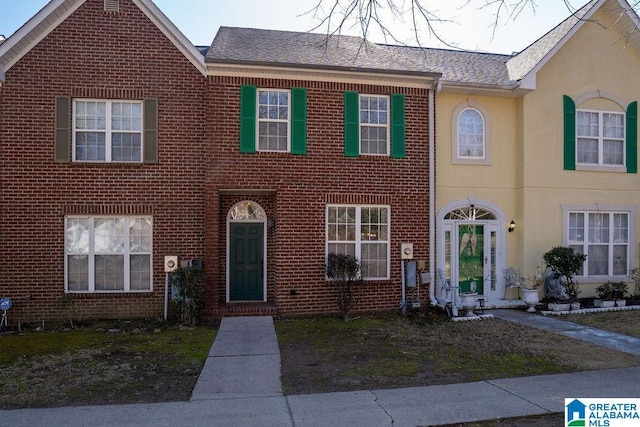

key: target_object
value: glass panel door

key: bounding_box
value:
[458,224,484,294]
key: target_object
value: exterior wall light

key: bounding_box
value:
[508,220,516,233]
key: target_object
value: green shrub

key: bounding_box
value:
[171,266,207,325]
[326,253,364,320]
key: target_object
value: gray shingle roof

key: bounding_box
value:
[207,26,512,84]
[207,27,435,75]
[387,45,513,86]
[207,0,610,88]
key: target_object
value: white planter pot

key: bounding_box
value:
[459,293,478,317]
[522,289,540,312]
[594,299,615,308]
[616,299,626,307]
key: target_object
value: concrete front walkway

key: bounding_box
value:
[492,309,640,356]
[3,312,640,427]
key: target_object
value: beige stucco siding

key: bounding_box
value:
[436,7,640,297]
[520,7,640,293]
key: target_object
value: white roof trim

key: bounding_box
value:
[0,0,206,78]
[0,0,84,72]
[132,0,206,77]
[519,0,609,90]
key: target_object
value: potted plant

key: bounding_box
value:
[594,282,615,308]
[612,281,629,307]
[522,267,543,312]
[543,246,587,311]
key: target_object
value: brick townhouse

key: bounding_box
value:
[0,0,436,321]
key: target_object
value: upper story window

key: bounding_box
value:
[451,100,491,165]
[577,109,625,167]
[257,89,290,152]
[458,108,484,158]
[344,92,405,158]
[359,95,389,155]
[240,85,307,155]
[563,94,637,173]
[73,100,143,162]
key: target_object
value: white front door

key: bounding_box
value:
[438,201,506,303]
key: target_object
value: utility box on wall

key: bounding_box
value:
[401,243,414,259]
[164,255,178,273]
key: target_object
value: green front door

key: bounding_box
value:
[458,224,484,294]
[230,223,264,301]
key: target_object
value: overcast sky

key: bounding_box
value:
[1,0,592,54]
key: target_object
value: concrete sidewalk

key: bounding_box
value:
[3,313,640,427]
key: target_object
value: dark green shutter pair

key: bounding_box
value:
[240,85,307,155]
[563,95,637,173]
[54,97,158,163]
[344,91,406,158]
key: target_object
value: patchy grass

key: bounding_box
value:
[2,308,639,410]
[276,309,640,395]
[0,320,216,409]
[558,309,640,338]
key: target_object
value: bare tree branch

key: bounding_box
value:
[300,0,640,52]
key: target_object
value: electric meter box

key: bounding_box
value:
[401,243,414,260]
[164,255,178,273]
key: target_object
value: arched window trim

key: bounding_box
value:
[451,100,492,165]
[227,200,267,222]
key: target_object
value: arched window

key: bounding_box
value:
[452,101,491,165]
[227,201,266,221]
[458,108,484,158]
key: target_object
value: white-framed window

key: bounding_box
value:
[257,89,290,152]
[458,108,484,158]
[73,99,143,162]
[65,216,153,292]
[326,205,390,279]
[360,94,389,155]
[565,207,633,278]
[451,100,491,165]
[577,109,625,167]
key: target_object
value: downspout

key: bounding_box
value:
[429,78,441,306]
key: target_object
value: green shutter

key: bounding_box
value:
[143,98,158,164]
[563,95,576,170]
[627,101,637,173]
[240,85,257,153]
[291,88,307,155]
[55,96,71,163]
[344,91,359,157]
[390,94,406,158]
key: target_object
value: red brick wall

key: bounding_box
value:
[207,76,432,316]
[0,0,207,322]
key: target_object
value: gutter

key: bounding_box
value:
[428,78,441,306]
[206,58,441,80]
